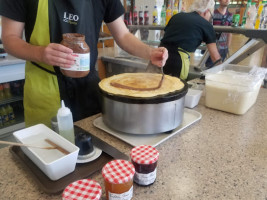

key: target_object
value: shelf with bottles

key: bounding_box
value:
[0,80,24,106]
[0,101,25,136]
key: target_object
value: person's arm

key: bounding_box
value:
[207,43,222,65]
[1,16,75,68]
[106,17,168,67]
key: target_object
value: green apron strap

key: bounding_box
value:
[24,0,61,128]
[177,47,190,80]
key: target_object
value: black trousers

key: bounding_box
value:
[160,43,183,78]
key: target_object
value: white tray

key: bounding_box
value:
[93,108,202,147]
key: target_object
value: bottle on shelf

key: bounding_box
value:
[153,5,159,25]
[6,104,15,124]
[160,5,166,26]
[0,84,4,101]
[139,6,144,25]
[245,2,257,29]
[129,11,132,25]
[172,3,179,16]
[260,1,267,29]
[57,100,75,144]
[242,0,252,27]
[255,1,265,29]
[133,6,138,25]
[144,5,149,25]
[3,82,12,99]
[0,106,9,126]
[166,3,172,25]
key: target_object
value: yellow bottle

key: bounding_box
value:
[172,3,178,16]
[166,4,172,25]
[255,1,264,29]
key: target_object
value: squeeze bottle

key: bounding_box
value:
[57,100,75,144]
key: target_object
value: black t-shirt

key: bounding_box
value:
[161,12,216,52]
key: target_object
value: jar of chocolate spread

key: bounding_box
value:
[60,33,90,78]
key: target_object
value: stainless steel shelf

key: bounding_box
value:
[0,95,23,106]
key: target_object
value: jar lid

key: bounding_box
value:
[62,179,102,200]
[102,159,135,184]
[130,145,159,164]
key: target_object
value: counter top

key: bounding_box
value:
[0,89,266,199]
[0,54,25,67]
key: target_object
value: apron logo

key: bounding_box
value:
[63,12,79,25]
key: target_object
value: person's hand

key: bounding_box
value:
[40,43,75,68]
[150,47,168,67]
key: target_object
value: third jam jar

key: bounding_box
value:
[102,159,135,200]
[130,145,159,186]
[60,33,90,78]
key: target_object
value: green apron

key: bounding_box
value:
[177,48,190,80]
[24,0,60,128]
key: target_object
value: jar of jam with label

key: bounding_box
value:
[102,159,135,200]
[60,33,90,78]
[130,145,159,186]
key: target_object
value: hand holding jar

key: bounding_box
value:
[60,33,90,78]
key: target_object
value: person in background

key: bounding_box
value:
[160,0,221,80]
[205,0,233,68]
[0,0,168,128]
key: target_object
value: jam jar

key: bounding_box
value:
[62,179,102,200]
[102,159,135,200]
[60,33,90,78]
[130,145,159,186]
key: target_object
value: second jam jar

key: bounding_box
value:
[60,33,90,78]
[130,145,159,186]
[102,159,135,200]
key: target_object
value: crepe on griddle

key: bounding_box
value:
[99,73,184,98]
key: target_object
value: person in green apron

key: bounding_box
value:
[0,0,168,128]
[160,0,222,80]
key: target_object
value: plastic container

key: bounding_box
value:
[57,100,75,144]
[102,159,135,200]
[13,124,79,180]
[62,179,102,200]
[185,89,203,108]
[205,65,266,115]
[60,33,90,78]
[130,145,159,186]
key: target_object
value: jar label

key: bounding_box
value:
[62,53,90,71]
[109,185,133,200]
[134,168,157,185]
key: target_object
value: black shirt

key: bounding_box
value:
[161,12,216,52]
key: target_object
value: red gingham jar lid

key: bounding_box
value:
[130,145,159,164]
[102,159,135,184]
[62,179,102,200]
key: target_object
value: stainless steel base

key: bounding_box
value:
[102,96,185,134]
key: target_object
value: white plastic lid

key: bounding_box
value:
[57,100,71,116]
